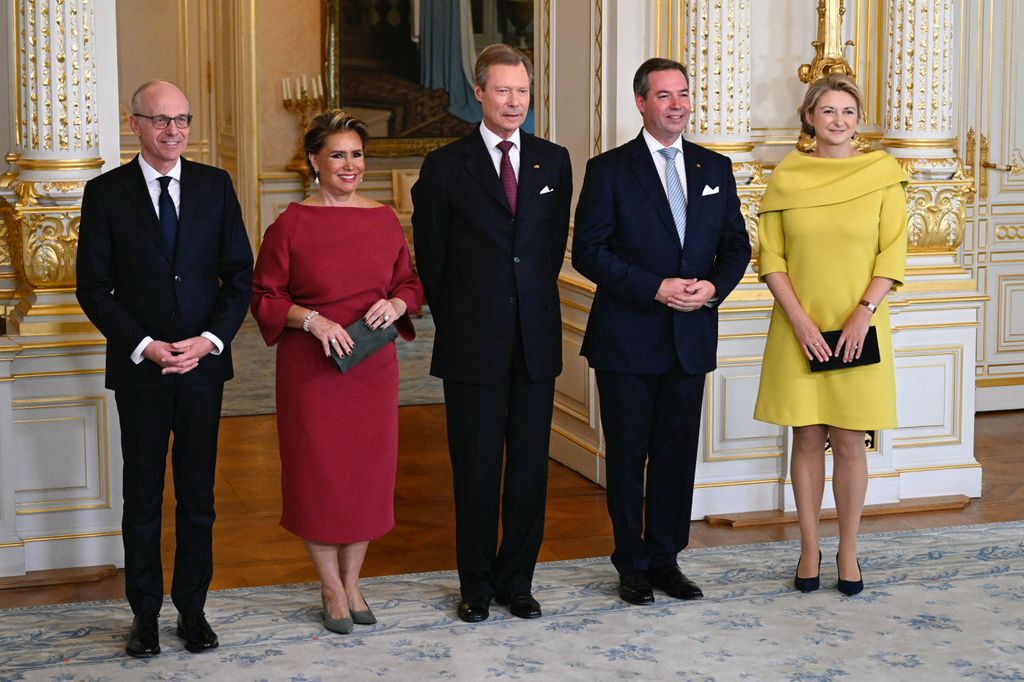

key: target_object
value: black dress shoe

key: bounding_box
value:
[794,550,822,593]
[618,570,655,605]
[457,597,490,623]
[649,565,704,600]
[125,614,160,658]
[836,555,864,596]
[496,592,542,619]
[176,612,219,653]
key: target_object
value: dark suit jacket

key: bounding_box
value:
[76,156,254,391]
[572,133,751,375]
[412,130,572,384]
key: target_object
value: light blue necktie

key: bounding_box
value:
[657,147,687,247]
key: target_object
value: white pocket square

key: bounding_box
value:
[539,186,554,194]
[702,185,720,196]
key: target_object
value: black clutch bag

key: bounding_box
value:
[808,326,880,372]
[329,319,399,373]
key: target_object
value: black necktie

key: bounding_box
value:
[157,175,178,252]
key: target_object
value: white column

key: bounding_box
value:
[12,0,103,194]
[882,0,957,180]
[0,0,123,578]
[1,0,116,331]
[683,0,760,182]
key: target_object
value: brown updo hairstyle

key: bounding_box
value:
[303,110,369,179]
[798,73,864,138]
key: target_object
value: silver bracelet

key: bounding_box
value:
[301,310,319,332]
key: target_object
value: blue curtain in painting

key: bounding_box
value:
[418,0,534,132]
[420,0,481,123]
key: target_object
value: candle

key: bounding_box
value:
[316,74,323,99]
[302,74,308,97]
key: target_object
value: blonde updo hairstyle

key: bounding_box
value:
[798,73,864,138]
[303,110,369,179]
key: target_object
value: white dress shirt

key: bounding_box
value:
[479,122,521,181]
[642,128,688,201]
[131,155,224,364]
[641,130,717,306]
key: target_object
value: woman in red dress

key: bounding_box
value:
[251,112,423,633]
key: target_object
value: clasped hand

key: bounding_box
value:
[143,336,215,375]
[307,298,407,358]
[794,306,871,364]
[657,278,716,312]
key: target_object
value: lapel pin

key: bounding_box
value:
[696,163,701,168]
[533,164,540,169]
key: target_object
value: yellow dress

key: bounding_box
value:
[753,150,909,430]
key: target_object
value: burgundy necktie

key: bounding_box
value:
[497,140,517,215]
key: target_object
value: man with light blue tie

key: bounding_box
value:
[571,58,751,605]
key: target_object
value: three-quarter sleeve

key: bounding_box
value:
[757,210,788,280]
[872,182,909,285]
[250,218,294,346]
[386,221,424,342]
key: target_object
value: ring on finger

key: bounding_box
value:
[383,314,390,322]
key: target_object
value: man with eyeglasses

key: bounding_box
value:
[76,80,253,658]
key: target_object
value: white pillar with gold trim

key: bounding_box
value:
[0,0,124,577]
[881,0,959,181]
[682,0,762,185]
[1,0,103,334]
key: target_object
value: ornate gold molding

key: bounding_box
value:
[737,184,766,266]
[732,160,765,185]
[798,0,855,83]
[15,158,103,172]
[905,180,973,252]
[7,207,80,287]
[703,142,756,154]
[994,225,1024,241]
[365,137,457,158]
[881,138,956,150]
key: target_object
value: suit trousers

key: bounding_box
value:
[596,361,706,573]
[442,326,555,599]
[115,378,224,616]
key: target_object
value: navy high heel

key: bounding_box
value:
[836,555,864,596]
[794,550,821,593]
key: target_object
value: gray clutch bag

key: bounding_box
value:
[329,319,399,373]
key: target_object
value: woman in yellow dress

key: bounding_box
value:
[754,74,908,596]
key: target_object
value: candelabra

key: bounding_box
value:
[282,74,326,195]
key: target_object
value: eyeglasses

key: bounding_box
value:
[133,113,193,129]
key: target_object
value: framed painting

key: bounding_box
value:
[322,0,536,157]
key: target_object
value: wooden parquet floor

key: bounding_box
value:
[1,407,1021,609]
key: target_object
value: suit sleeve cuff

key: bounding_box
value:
[131,337,153,365]
[202,332,224,355]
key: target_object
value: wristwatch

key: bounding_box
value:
[859,299,877,313]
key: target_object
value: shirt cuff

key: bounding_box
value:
[703,296,719,309]
[131,336,153,365]
[202,331,224,355]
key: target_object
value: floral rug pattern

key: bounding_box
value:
[1,522,1022,681]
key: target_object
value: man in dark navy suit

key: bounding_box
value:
[76,81,252,656]
[572,58,751,605]
[412,44,572,623]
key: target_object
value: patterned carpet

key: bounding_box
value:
[1,522,1022,680]
[222,310,442,416]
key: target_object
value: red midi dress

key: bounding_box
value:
[251,203,423,544]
